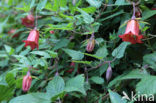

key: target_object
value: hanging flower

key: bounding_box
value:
[21,14,35,27]
[8,29,19,38]
[106,63,112,81]
[22,71,32,92]
[86,35,95,52]
[23,28,39,50]
[119,19,143,44]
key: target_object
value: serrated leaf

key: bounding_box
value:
[142,10,156,20]
[136,76,156,95]
[4,45,14,55]
[30,51,51,58]
[90,76,104,84]
[108,69,148,88]
[53,38,69,50]
[37,0,47,11]
[86,0,102,8]
[72,60,91,65]
[95,46,108,59]
[143,52,156,71]
[99,10,124,22]
[65,74,86,95]
[112,42,130,59]
[63,49,84,60]
[77,8,94,24]
[115,0,126,5]
[9,93,51,103]
[46,76,65,98]
[109,89,127,103]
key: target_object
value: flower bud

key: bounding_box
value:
[86,37,95,52]
[135,7,142,18]
[106,64,112,81]
[22,71,32,92]
[50,30,54,34]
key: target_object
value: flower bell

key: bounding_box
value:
[22,71,32,92]
[23,28,39,50]
[21,14,35,27]
[86,35,95,52]
[119,19,143,44]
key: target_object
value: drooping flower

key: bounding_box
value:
[119,19,143,44]
[106,63,112,81]
[22,71,32,92]
[21,14,35,27]
[86,36,95,52]
[8,29,19,38]
[23,28,39,50]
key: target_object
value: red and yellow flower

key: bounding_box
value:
[119,19,143,44]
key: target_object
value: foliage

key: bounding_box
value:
[0,0,156,103]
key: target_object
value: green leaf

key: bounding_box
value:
[47,51,58,58]
[30,0,36,8]
[30,51,51,58]
[46,76,65,98]
[109,89,127,103]
[142,10,156,20]
[52,0,59,11]
[90,76,104,84]
[63,49,84,60]
[48,23,73,30]
[143,52,156,71]
[0,85,14,102]
[86,0,102,8]
[9,93,51,103]
[53,38,70,50]
[82,7,96,14]
[65,74,86,95]
[95,46,108,59]
[99,10,124,22]
[115,0,127,5]
[4,45,14,55]
[112,42,130,59]
[37,0,47,11]
[84,53,102,60]
[136,76,156,95]
[72,60,92,65]
[77,8,94,24]
[5,73,15,87]
[108,69,148,88]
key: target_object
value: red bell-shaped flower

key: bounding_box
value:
[119,19,143,44]
[21,14,35,27]
[23,29,39,50]
[22,71,32,92]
